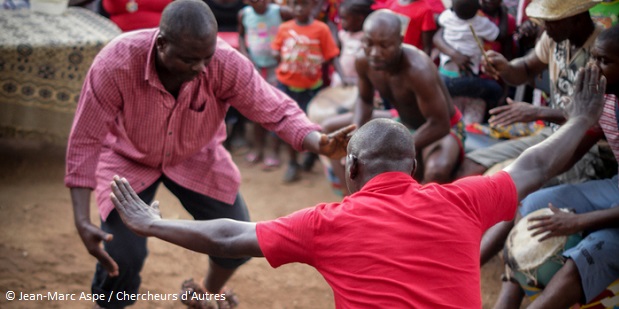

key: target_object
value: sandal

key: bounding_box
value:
[244,152,262,165]
[262,156,281,171]
[179,278,239,309]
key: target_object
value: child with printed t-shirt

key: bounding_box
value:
[238,0,292,170]
[438,0,499,78]
[272,0,340,183]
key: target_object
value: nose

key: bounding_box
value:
[369,46,380,57]
[192,60,206,73]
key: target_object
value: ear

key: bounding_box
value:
[348,156,359,180]
[410,159,417,178]
[155,35,167,51]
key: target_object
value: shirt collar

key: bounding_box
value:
[144,29,164,89]
[358,171,418,193]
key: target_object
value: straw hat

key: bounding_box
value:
[526,0,602,21]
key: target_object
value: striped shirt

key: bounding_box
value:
[599,94,619,182]
[65,29,321,220]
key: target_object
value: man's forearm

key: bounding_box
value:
[578,206,619,231]
[146,219,262,258]
[537,106,567,124]
[412,120,450,150]
[508,117,597,200]
[500,59,533,86]
[71,187,93,225]
[302,131,321,153]
[352,99,374,128]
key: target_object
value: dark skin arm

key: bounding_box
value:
[110,177,263,258]
[71,187,119,276]
[408,64,451,150]
[488,98,567,127]
[352,57,376,128]
[237,10,249,58]
[302,124,356,159]
[422,30,435,56]
[108,126,356,258]
[525,129,618,240]
[483,50,561,127]
[504,64,607,201]
[482,49,547,86]
[528,203,619,241]
[432,27,472,71]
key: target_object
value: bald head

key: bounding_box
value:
[159,0,218,42]
[363,9,401,38]
[345,119,416,192]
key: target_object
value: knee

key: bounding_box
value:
[455,158,487,178]
[424,160,452,183]
[520,189,556,216]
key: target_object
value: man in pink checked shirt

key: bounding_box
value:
[64,1,353,308]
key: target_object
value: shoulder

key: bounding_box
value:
[403,45,437,75]
[268,3,280,12]
[212,37,248,66]
[280,19,295,29]
[437,9,454,23]
[311,20,331,31]
[96,29,154,68]
[240,6,250,16]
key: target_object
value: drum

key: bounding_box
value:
[503,207,583,289]
[307,86,357,125]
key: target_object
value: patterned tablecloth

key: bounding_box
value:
[0,7,121,143]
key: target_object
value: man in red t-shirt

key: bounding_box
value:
[110,65,606,308]
[387,0,437,55]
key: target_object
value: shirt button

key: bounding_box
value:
[168,131,172,135]
[166,153,171,157]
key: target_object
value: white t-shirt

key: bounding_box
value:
[438,9,499,75]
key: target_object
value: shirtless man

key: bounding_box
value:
[353,9,464,183]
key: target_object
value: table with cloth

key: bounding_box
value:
[0,7,121,143]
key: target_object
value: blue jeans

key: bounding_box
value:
[520,176,619,302]
[442,76,503,121]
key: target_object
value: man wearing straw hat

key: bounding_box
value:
[457,0,605,182]
[453,0,606,260]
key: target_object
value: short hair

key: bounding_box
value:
[364,9,402,37]
[349,118,415,172]
[341,0,374,17]
[452,0,480,20]
[159,0,218,42]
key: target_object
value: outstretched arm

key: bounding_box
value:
[302,124,356,159]
[505,64,607,201]
[110,177,263,258]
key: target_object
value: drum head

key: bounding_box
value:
[307,86,357,124]
[505,208,568,273]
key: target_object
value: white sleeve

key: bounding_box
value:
[475,16,500,41]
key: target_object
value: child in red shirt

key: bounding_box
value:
[272,0,340,183]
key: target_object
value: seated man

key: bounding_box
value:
[491,24,619,309]
[452,0,607,265]
[353,9,465,184]
[455,0,604,183]
[111,63,607,308]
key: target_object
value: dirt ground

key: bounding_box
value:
[0,138,526,309]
